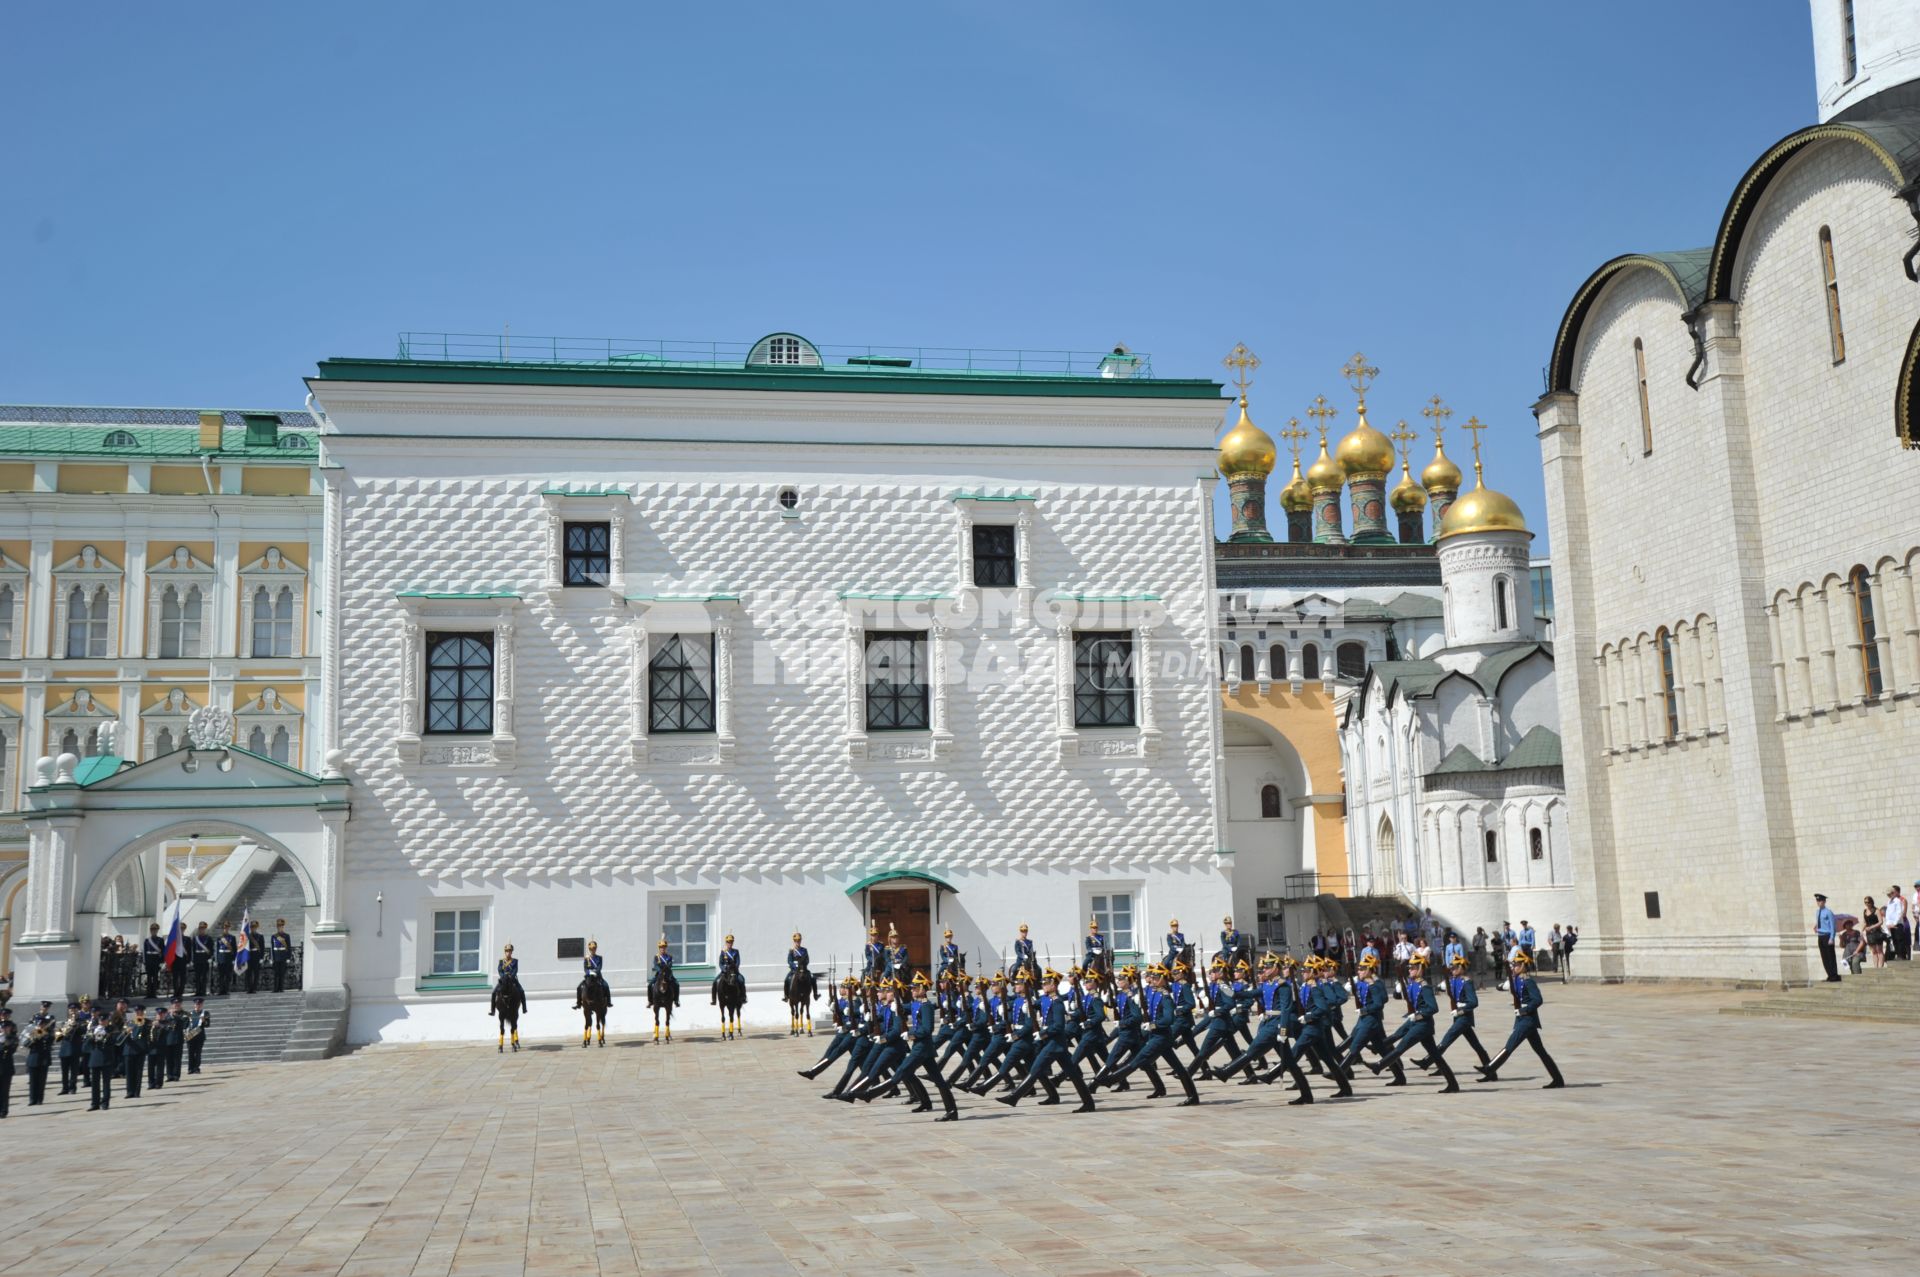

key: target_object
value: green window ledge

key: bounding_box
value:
[418,973,492,991]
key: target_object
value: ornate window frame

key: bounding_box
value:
[239,546,307,659]
[147,545,216,659]
[141,687,201,760]
[52,545,121,660]
[395,592,521,766]
[951,493,1035,608]
[541,488,630,600]
[0,551,25,660]
[1044,591,1164,763]
[236,687,303,765]
[840,592,953,763]
[46,688,117,758]
[626,593,740,768]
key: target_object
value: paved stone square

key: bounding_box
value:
[0,983,1903,1275]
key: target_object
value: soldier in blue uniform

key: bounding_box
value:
[141,922,165,998]
[1218,916,1249,970]
[1091,964,1200,1104]
[1189,960,1241,1080]
[146,1007,170,1091]
[1366,955,1459,1092]
[1415,953,1490,1071]
[891,973,961,1121]
[819,979,875,1098]
[1163,918,1188,967]
[999,970,1096,1112]
[1010,923,1037,979]
[1067,967,1112,1076]
[1167,961,1202,1059]
[862,925,886,980]
[937,929,961,979]
[189,922,215,998]
[162,996,187,1081]
[269,920,294,992]
[498,945,521,982]
[969,971,1038,1095]
[215,922,238,995]
[1477,951,1565,1088]
[23,1001,54,1106]
[883,929,911,985]
[798,975,859,1079]
[1287,957,1354,1097]
[85,1011,115,1110]
[1083,919,1111,971]
[1218,955,1311,1100]
[1333,954,1406,1085]
[845,980,909,1102]
[954,972,1009,1090]
[185,998,212,1074]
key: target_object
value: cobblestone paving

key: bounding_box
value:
[0,983,1902,1275]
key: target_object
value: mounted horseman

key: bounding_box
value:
[784,932,818,1036]
[648,938,680,1043]
[490,944,528,1052]
[713,932,747,1040]
[573,939,612,1047]
[1082,918,1114,981]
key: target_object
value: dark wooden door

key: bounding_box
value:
[868,888,932,977]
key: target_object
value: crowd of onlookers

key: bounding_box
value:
[1834,882,1917,975]
[1302,913,1578,986]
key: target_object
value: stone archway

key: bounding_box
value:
[1222,710,1313,945]
[79,817,320,917]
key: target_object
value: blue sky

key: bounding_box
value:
[2,3,1812,546]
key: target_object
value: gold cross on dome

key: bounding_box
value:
[1341,352,1379,405]
[1421,394,1453,444]
[1462,415,1489,474]
[1222,343,1259,397]
[1280,417,1309,463]
[1305,395,1338,443]
[1390,420,1419,465]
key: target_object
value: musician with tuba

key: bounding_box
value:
[23,999,55,1107]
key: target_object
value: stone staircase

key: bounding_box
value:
[201,990,308,1063]
[1719,958,1919,1024]
[227,860,307,939]
[189,861,351,1063]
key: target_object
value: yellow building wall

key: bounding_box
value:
[0,464,33,492]
[240,467,311,497]
[240,540,308,570]
[56,464,129,494]
[150,465,217,495]
[1221,683,1350,879]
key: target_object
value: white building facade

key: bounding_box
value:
[310,335,1234,1041]
[1539,0,1920,982]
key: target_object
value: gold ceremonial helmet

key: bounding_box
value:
[1223,916,1233,926]
[911,972,930,986]
[943,928,953,938]
[1018,923,1029,934]
[1449,954,1469,968]
[724,933,734,943]
[657,938,669,949]
[503,944,514,954]
[792,932,802,942]
[1088,918,1100,930]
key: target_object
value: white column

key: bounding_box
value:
[1764,604,1790,717]
[715,621,736,761]
[1899,563,1920,694]
[214,533,241,657]
[27,536,52,659]
[123,538,148,660]
[1870,563,1899,693]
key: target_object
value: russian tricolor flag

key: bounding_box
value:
[235,907,252,972]
[162,901,183,969]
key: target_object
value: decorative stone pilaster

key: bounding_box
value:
[1396,510,1426,544]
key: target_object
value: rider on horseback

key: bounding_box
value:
[1011,923,1037,979]
[1163,918,1188,967]
[863,924,886,980]
[937,929,961,979]
[883,928,910,984]
[574,940,612,1010]
[492,944,528,1052]
[1084,918,1110,970]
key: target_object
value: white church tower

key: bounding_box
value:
[1434,418,1535,649]
[1811,0,1920,122]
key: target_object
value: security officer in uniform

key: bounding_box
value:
[24,1000,55,1106]
[185,997,212,1074]
[189,922,215,998]
[270,919,294,992]
[141,922,166,998]
[215,922,238,995]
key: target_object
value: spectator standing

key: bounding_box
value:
[1814,894,1840,982]
[1548,924,1565,971]
[1393,933,1415,981]
[1563,927,1579,978]
[1862,897,1886,969]
[1443,931,1465,973]
[1471,927,1489,977]
[1885,886,1910,961]
[1839,920,1864,975]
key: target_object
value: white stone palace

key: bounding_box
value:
[1539,0,1920,982]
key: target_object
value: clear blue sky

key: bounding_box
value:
[2,3,1813,547]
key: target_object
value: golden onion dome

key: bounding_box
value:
[1306,438,1345,493]
[1390,460,1428,512]
[1436,470,1531,539]
[1421,439,1463,493]
[1216,397,1276,479]
[1333,406,1395,477]
[1279,459,1313,512]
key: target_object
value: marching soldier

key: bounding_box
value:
[1221,954,1313,1101]
[998,969,1095,1112]
[189,922,215,997]
[0,1007,15,1118]
[141,922,165,998]
[215,922,238,995]
[892,972,961,1121]
[1090,964,1200,1104]
[844,979,908,1103]
[968,970,1037,1095]
[1416,953,1491,1072]
[1332,954,1405,1085]
[185,997,212,1074]
[1066,966,1111,1076]
[1167,961,1202,1059]
[270,920,294,992]
[58,1003,86,1095]
[883,928,910,984]
[1366,955,1459,1092]
[86,1011,115,1110]
[797,976,860,1080]
[1009,923,1037,978]
[937,929,961,978]
[820,979,876,1100]
[163,997,187,1081]
[25,1000,55,1106]
[1190,960,1241,1081]
[1288,957,1354,1097]
[1477,951,1565,1089]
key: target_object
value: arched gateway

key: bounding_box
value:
[10,745,350,1007]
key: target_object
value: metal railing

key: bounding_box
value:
[1282,871,1404,903]
[96,948,303,1001]
[393,332,1154,378]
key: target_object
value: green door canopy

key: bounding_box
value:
[845,868,957,897]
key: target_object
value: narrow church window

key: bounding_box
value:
[865,632,929,731]
[1261,784,1282,819]
[425,632,494,734]
[1849,566,1883,698]
[1073,632,1136,727]
[1336,642,1366,680]
[971,524,1017,588]
[1268,643,1288,679]
[1633,338,1653,455]
[1483,831,1498,863]
[1302,644,1321,681]
[1238,644,1256,682]
[1529,828,1544,861]
[649,634,716,732]
[248,725,267,755]
[1842,0,1858,80]
[1495,578,1511,631]
[1819,227,1846,364]
[1656,627,1679,739]
[270,725,291,764]
[563,522,611,587]
[253,585,296,657]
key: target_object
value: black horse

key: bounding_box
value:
[784,959,818,1037]
[648,967,679,1043]
[576,974,611,1048]
[490,973,527,1052]
[713,966,747,1040]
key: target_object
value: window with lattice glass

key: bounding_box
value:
[971,524,1017,587]
[425,632,493,734]
[864,632,929,731]
[433,909,482,975]
[1073,632,1136,728]
[564,522,611,587]
[649,635,715,733]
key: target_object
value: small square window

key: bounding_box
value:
[662,901,709,965]
[1644,891,1661,920]
[1089,892,1134,951]
[564,522,611,587]
[432,908,482,974]
[972,524,1017,588]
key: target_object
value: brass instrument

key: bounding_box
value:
[24,1019,49,1047]
[53,1013,76,1042]
[185,1013,205,1042]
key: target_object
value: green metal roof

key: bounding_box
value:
[845,868,958,897]
[1429,744,1490,776]
[1344,592,1446,622]
[314,357,1225,401]
[1501,726,1564,771]
[0,410,321,463]
[1474,642,1553,694]
[72,756,127,785]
